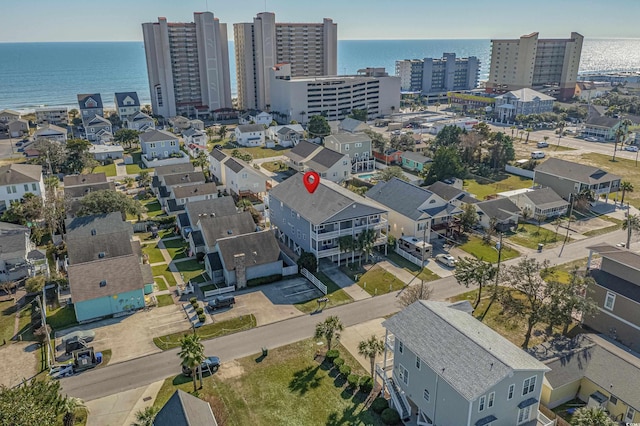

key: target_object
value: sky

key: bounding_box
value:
[1,0,639,42]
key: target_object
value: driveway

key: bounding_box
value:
[211,288,305,326]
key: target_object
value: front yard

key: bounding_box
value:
[385,251,440,282]
[156,294,174,308]
[579,152,640,208]
[463,174,533,201]
[294,272,353,314]
[347,265,406,296]
[175,259,208,283]
[141,199,164,218]
[507,223,567,249]
[142,243,165,264]
[151,265,177,287]
[458,235,520,263]
[221,142,291,159]
[92,163,116,177]
[153,314,257,350]
[161,238,189,260]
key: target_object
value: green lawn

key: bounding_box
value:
[294,271,353,314]
[142,243,165,264]
[579,152,640,208]
[175,259,208,283]
[155,277,168,291]
[582,224,621,237]
[142,200,164,218]
[222,143,291,159]
[153,314,257,350]
[507,223,568,249]
[0,299,17,343]
[152,340,383,426]
[458,236,520,263]
[261,160,288,173]
[356,265,406,296]
[46,306,78,331]
[162,238,189,260]
[156,294,174,307]
[463,174,533,200]
[93,163,116,177]
[385,251,440,282]
[125,151,154,175]
[152,265,177,287]
[541,258,589,284]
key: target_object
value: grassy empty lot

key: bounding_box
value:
[156,294,174,307]
[152,265,177,287]
[463,174,533,200]
[142,243,165,264]
[46,305,78,331]
[153,314,257,350]
[221,142,291,159]
[175,259,208,283]
[162,238,189,260]
[0,299,17,343]
[152,339,382,426]
[261,160,288,173]
[354,265,406,296]
[579,152,640,208]
[386,251,440,282]
[458,235,520,263]
[141,199,164,218]
[508,223,567,249]
[294,271,353,314]
[92,163,116,177]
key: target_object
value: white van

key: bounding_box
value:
[531,151,546,159]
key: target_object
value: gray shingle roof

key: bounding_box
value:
[0,164,42,185]
[64,173,108,187]
[216,230,280,271]
[586,243,640,272]
[114,92,140,108]
[521,187,568,210]
[155,163,195,176]
[210,148,228,162]
[198,211,256,248]
[383,301,549,401]
[154,390,217,426]
[67,230,134,265]
[68,254,144,303]
[534,158,620,185]
[287,140,320,163]
[183,127,204,137]
[306,148,346,171]
[401,151,432,164]
[185,197,238,225]
[163,172,206,187]
[77,93,103,109]
[65,212,132,241]
[0,223,29,259]
[237,124,265,133]
[426,181,466,202]
[269,172,386,225]
[324,132,371,145]
[86,115,111,126]
[172,183,217,199]
[224,157,246,174]
[139,129,178,143]
[339,117,368,133]
[130,111,152,122]
[366,178,438,221]
[476,198,520,221]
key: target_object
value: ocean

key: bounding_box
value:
[1,38,639,112]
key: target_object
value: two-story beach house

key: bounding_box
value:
[114,92,141,121]
[323,132,375,173]
[235,124,266,147]
[140,129,181,160]
[85,115,113,142]
[125,111,155,132]
[33,124,68,143]
[285,140,350,183]
[77,93,104,126]
[0,164,45,211]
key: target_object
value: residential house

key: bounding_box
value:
[154,163,195,178]
[168,183,218,214]
[381,300,551,426]
[268,174,388,263]
[125,111,155,132]
[494,88,555,122]
[88,144,124,161]
[154,389,218,426]
[239,110,272,126]
[183,128,207,146]
[214,230,282,288]
[580,105,622,141]
[208,148,229,184]
[85,115,113,142]
[373,149,402,165]
[190,119,205,131]
[401,151,432,173]
[533,334,639,423]
[366,178,461,242]
[7,119,29,138]
[63,173,114,217]
[0,109,21,126]
[339,117,370,133]
[33,124,68,143]
[223,157,268,200]
[475,198,520,232]
[285,140,323,172]
[574,81,611,101]
[0,222,36,282]
[189,210,255,255]
[155,171,206,209]
[534,157,621,201]
[65,212,153,322]
[186,143,208,159]
[284,140,350,183]
[169,116,191,130]
[585,243,640,349]
[114,92,141,120]
[499,187,568,218]
[235,124,266,147]
[35,107,68,126]
[426,181,479,208]
[77,93,104,125]
[266,124,304,148]
[178,196,238,236]
[139,129,180,159]
[323,133,375,173]
[0,164,45,211]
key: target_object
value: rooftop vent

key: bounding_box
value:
[99,280,107,287]
[91,229,97,236]
[227,230,233,235]
[98,252,105,259]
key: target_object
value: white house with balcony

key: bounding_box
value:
[494,88,555,123]
[0,164,45,211]
[239,110,272,126]
[125,111,155,132]
[268,173,388,264]
[235,124,266,147]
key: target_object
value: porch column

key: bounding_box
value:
[587,249,593,272]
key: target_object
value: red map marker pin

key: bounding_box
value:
[303,171,320,193]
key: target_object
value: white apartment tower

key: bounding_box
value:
[486,32,583,100]
[234,12,337,111]
[396,53,480,94]
[142,12,232,118]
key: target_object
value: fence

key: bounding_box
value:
[202,285,235,298]
[539,405,566,426]
[282,265,298,276]
[505,164,535,179]
[301,268,327,294]
[280,250,296,267]
[394,247,425,267]
[132,221,150,232]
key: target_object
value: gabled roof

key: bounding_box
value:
[224,157,267,180]
[287,140,321,163]
[67,231,134,265]
[86,115,111,126]
[68,254,144,303]
[155,163,195,176]
[273,124,304,135]
[587,243,640,273]
[8,119,28,129]
[270,173,386,225]
[139,129,178,143]
[114,92,140,108]
[198,211,256,248]
[154,389,218,426]
[0,109,20,117]
[585,105,620,128]
[339,117,369,133]
[0,164,42,185]
[129,111,153,122]
[34,124,67,136]
[426,181,467,202]
[77,93,103,109]
[185,197,238,224]
[65,212,131,241]
[383,301,549,401]
[521,187,568,210]
[172,183,217,199]
[534,158,620,185]
[306,148,347,172]
[64,173,108,187]
[475,198,520,221]
[401,151,432,164]
[366,178,440,221]
[237,124,265,133]
[209,148,228,162]
[216,230,280,271]
[324,132,371,145]
[183,127,204,138]
[0,223,29,257]
[496,88,555,102]
[163,171,206,187]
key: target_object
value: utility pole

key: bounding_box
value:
[34,295,54,370]
[419,225,427,298]
[494,232,503,288]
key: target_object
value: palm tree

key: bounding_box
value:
[357,335,385,379]
[543,136,549,145]
[613,126,625,161]
[139,170,152,189]
[524,128,533,144]
[338,236,353,267]
[518,130,525,142]
[556,121,565,147]
[217,125,227,141]
[194,151,210,180]
[434,102,441,112]
[61,396,88,426]
[358,229,377,266]
[620,181,634,204]
[570,406,616,426]
[510,125,516,138]
[206,127,215,142]
[178,333,205,392]
[622,213,640,249]
[132,406,159,426]
[123,176,135,188]
[314,315,344,351]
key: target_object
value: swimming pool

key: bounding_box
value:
[356,173,376,181]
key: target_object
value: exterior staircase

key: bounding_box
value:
[386,375,411,420]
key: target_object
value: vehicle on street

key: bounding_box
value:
[624,145,639,152]
[62,330,96,344]
[585,136,599,142]
[49,364,74,379]
[531,151,546,159]
[182,356,220,377]
[435,254,457,267]
[15,141,23,147]
[537,141,549,148]
[207,295,235,311]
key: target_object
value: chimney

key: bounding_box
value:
[234,253,247,289]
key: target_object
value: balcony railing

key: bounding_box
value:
[536,410,555,426]
[313,219,388,239]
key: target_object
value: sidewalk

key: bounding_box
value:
[320,264,371,301]
[86,380,164,426]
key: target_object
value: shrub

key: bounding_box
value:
[197,314,206,323]
[196,252,205,262]
[339,364,351,376]
[189,297,197,304]
[149,215,176,226]
[333,357,344,368]
[381,408,401,425]
[325,349,340,362]
[371,397,388,414]
[196,307,204,315]
[247,274,282,287]
[347,374,360,389]
[359,376,374,393]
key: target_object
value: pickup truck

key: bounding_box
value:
[207,295,235,311]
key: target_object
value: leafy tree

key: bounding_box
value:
[349,109,368,122]
[423,146,466,185]
[194,151,210,179]
[389,133,415,151]
[138,170,152,188]
[65,138,92,174]
[620,181,633,204]
[570,406,616,426]
[25,275,45,293]
[114,128,139,149]
[459,132,483,165]
[433,125,463,148]
[622,213,640,249]
[364,129,387,154]
[307,115,331,139]
[338,236,354,267]
[123,176,135,188]
[487,132,515,171]
[375,166,407,182]
[178,333,205,392]
[42,186,66,238]
[297,251,317,272]
[132,406,159,426]
[545,267,598,335]
[77,189,146,221]
[459,203,478,232]
[34,139,67,174]
[69,109,79,121]
[0,379,64,426]
[314,315,344,351]
[217,125,227,140]
[71,117,83,127]
[61,396,88,426]
[357,335,385,378]
[454,257,497,310]
[472,122,492,139]
[231,149,252,162]
[398,283,433,308]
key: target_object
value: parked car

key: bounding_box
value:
[64,336,89,355]
[435,254,457,268]
[537,141,549,148]
[585,136,599,142]
[207,295,235,311]
[49,364,74,379]
[531,151,546,159]
[624,145,639,152]
[61,330,96,344]
[182,356,220,377]
[15,141,23,147]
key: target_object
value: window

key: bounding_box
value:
[170,140,177,146]
[32,183,37,191]
[604,292,616,310]
[398,364,409,385]
[625,407,636,422]
[609,395,617,405]
[355,143,362,148]
[522,376,536,396]
[24,184,28,191]
[423,389,430,402]
[343,160,348,166]
[241,173,248,179]
[91,229,97,236]
[517,406,531,424]
[149,143,156,148]
[508,384,514,400]
[6,187,11,195]
[488,392,495,408]
[344,144,349,151]
[398,340,403,354]
[291,210,295,218]
[479,395,486,412]
[415,356,421,370]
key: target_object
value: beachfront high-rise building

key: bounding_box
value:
[234,12,337,111]
[486,32,583,100]
[396,53,480,96]
[142,12,232,118]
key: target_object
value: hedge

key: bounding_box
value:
[381,408,400,425]
[359,376,374,393]
[197,314,206,323]
[247,274,282,287]
[347,374,360,389]
[189,297,197,304]
[325,349,340,362]
[195,307,204,315]
[333,357,344,368]
[149,215,176,226]
[371,397,388,414]
[339,364,351,377]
